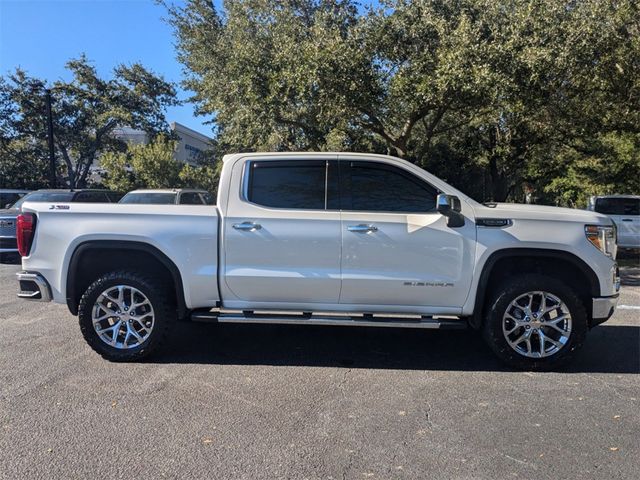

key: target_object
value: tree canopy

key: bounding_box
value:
[168,0,640,205]
[0,55,179,188]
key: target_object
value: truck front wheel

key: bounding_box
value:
[78,271,175,361]
[482,274,588,370]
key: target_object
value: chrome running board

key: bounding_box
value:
[191,310,467,329]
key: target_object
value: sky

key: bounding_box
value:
[0,0,377,138]
[0,0,216,137]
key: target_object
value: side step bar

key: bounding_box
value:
[191,310,467,329]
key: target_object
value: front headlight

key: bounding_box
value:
[585,224,617,257]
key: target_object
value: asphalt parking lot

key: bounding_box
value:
[0,261,638,479]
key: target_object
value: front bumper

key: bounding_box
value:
[591,295,619,326]
[16,271,52,302]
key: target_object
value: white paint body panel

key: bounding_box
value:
[21,152,618,317]
[340,210,475,310]
[20,204,219,309]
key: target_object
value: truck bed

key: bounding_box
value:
[20,202,220,309]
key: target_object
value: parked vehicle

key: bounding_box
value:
[588,195,640,250]
[119,189,215,205]
[15,153,620,370]
[1,189,122,256]
[0,190,30,255]
[1,189,30,209]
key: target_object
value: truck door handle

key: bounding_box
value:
[233,221,262,231]
[347,224,378,233]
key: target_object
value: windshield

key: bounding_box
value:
[119,192,177,204]
[11,191,74,209]
[595,197,640,216]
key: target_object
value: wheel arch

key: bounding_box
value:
[470,248,599,329]
[66,240,187,318]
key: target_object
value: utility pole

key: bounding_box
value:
[45,89,56,188]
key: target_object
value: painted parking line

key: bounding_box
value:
[617,305,640,310]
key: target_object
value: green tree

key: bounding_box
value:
[167,0,499,157]
[101,134,219,194]
[101,135,182,191]
[168,0,640,203]
[0,77,50,188]
[0,55,179,188]
[0,138,50,190]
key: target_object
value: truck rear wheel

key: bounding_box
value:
[78,271,174,361]
[482,274,588,371]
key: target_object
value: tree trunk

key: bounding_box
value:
[57,141,75,188]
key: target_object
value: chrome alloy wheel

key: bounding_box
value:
[502,291,572,358]
[91,285,155,349]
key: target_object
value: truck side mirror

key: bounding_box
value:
[437,194,465,228]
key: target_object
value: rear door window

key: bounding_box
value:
[246,160,328,210]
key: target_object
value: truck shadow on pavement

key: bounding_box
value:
[149,322,640,374]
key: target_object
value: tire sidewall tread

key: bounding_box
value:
[78,270,174,362]
[482,273,588,371]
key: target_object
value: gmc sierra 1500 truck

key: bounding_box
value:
[15,152,620,370]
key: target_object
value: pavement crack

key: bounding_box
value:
[503,453,537,470]
[424,403,435,429]
[338,368,351,399]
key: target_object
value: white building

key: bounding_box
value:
[111,121,213,165]
[170,122,214,164]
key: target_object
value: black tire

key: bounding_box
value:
[482,273,588,371]
[78,271,175,361]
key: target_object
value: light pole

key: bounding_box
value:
[45,89,56,188]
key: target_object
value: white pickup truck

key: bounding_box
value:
[15,153,620,369]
